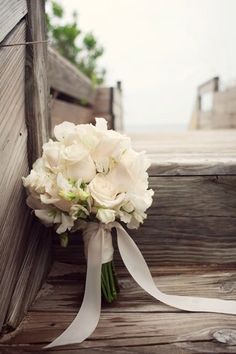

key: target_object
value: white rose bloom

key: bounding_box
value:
[91,121,131,173]
[61,142,96,183]
[76,123,100,150]
[42,140,64,172]
[65,155,96,183]
[54,121,77,144]
[96,208,116,224]
[89,174,125,208]
[22,158,52,196]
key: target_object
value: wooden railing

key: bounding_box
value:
[48,47,123,134]
[189,76,236,129]
[0,0,51,333]
[0,0,123,334]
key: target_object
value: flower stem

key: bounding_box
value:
[101,261,119,303]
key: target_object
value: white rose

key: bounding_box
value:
[76,123,100,150]
[22,158,52,195]
[96,208,116,224]
[91,129,131,174]
[89,174,125,208]
[65,155,96,183]
[42,140,63,171]
[62,142,96,183]
[107,149,151,192]
[54,121,77,144]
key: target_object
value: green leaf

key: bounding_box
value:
[59,232,69,248]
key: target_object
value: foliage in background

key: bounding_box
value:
[46,0,106,85]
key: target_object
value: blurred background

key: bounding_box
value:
[46,0,236,132]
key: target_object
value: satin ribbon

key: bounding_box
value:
[45,221,236,349]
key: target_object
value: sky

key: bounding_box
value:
[59,0,236,131]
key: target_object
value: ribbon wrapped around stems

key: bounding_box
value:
[45,221,236,349]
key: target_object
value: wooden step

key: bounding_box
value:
[130,130,236,266]
[1,263,236,353]
[1,131,236,353]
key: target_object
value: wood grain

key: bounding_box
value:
[93,87,113,128]
[52,214,236,267]
[191,77,236,130]
[48,47,96,105]
[130,131,236,175]
[0,0,27,42]
[50,98,93,133]
[1,266,236,352]
[149,176,236,217]
[0,1,52,334]
[30,262,236,314]
[5,225,52,329]
[0,19,29,332]
[112,86,123,131]
[25,0,50,166]
[0,342,236,354]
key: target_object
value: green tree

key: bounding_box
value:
[46,1,106,85]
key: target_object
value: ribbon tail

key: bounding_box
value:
[115,222,236,315]
[44,227,104,349]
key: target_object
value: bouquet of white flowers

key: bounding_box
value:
[23,118,236,349]
[23,118,153,303]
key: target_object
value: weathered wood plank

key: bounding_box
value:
[3,308,236,348]
[6,226,52,329]
[52,215,236,266]
[0,20,27,205]
[130,131,236,175]
[150,176,236,217]
[51,99,93,132]
[1,266,236,352]
[0,19,28,332]
[30,262,236,314]
[148,155,236,176]
[0,2,52,334]
[93,87,113,128]
[48,47,96,105]
[112,86,123,131]
[25,0,50,166]
[0,341,235,353]
[0,0,27,43]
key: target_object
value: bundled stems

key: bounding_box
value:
[101,261,119,303]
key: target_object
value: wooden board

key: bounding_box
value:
[0,19,28,331]
[93,87,113,128]
[1,264,236,352]
[112,87,123,131]
[25,0,50,165]
[30,262,236,314]
[0,1,52,333]
[0,0,27,42]
[130,131,236,175]
[48,47,96,105]
[51,99,93,132]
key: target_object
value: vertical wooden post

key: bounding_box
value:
[25,0,49,166]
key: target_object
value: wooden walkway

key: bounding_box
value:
[1,131,236,353]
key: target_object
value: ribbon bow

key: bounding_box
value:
[45,222,236,349]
